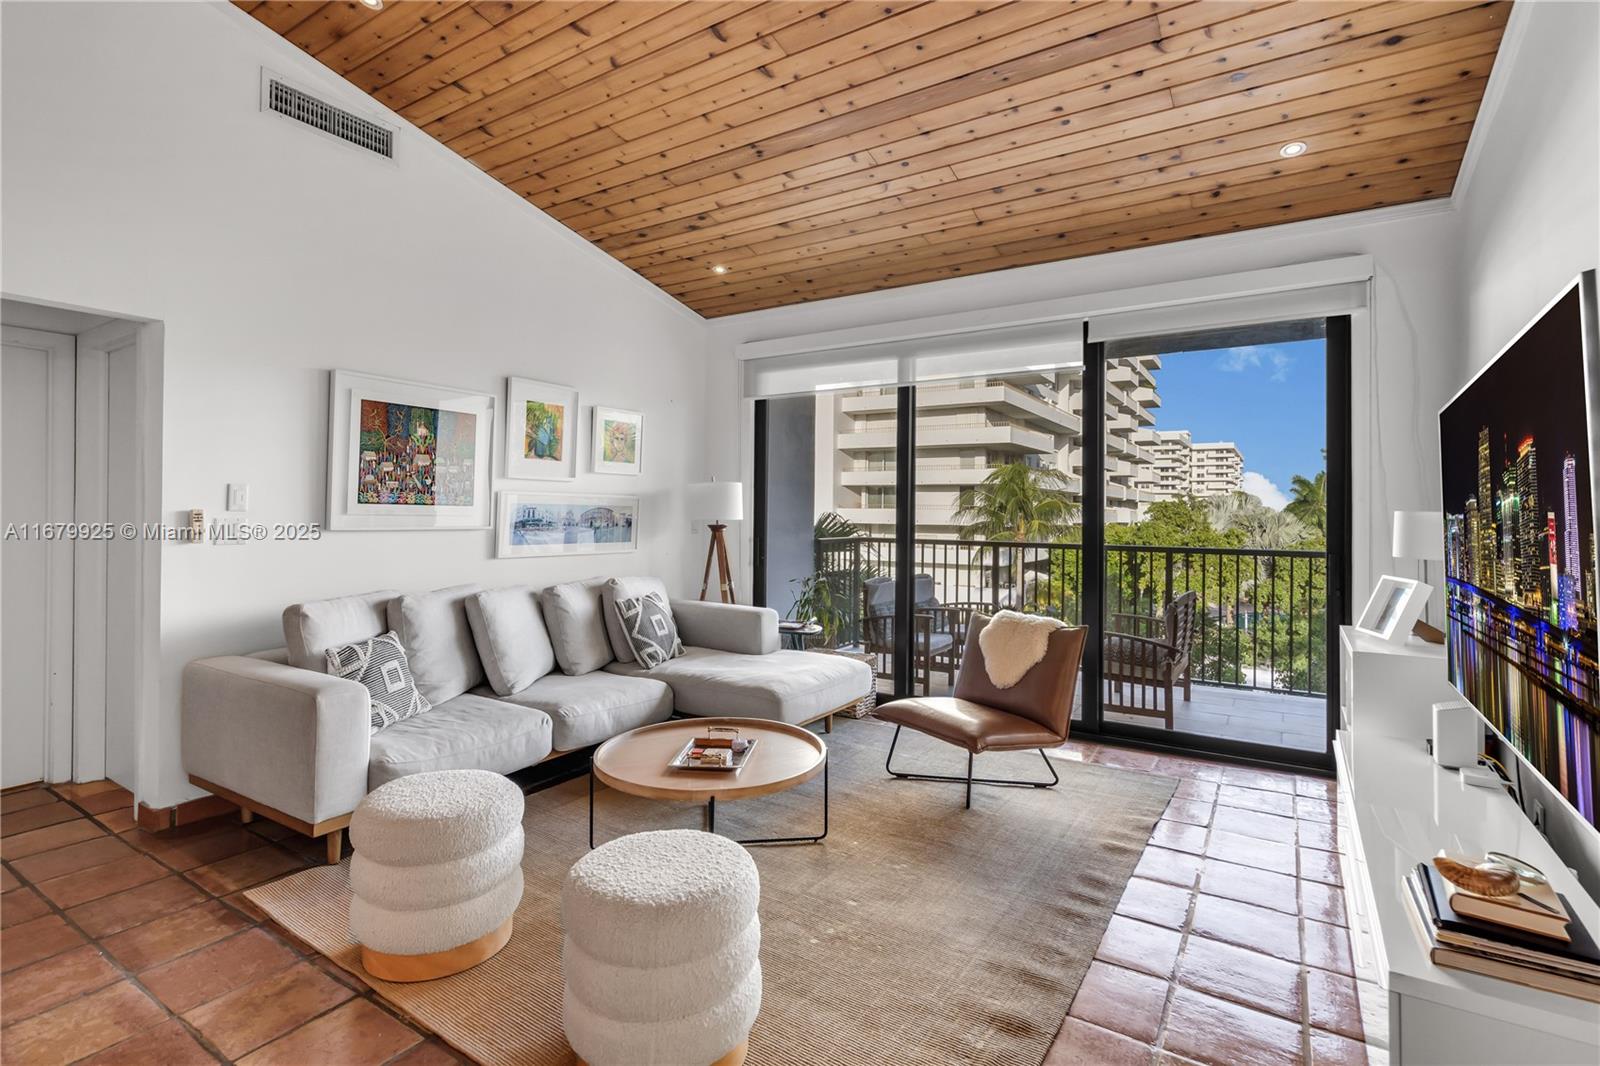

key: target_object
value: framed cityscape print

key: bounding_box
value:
[495,492,639,558]
[506,377,578,480]
[592,406,643,475]
[327,370,495,531]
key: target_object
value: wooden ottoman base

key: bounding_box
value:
[578,1039,748,1066]
[360,917,513,983]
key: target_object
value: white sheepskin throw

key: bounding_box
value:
[977,610,1068,689]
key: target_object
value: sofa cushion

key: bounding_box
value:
[600,577,671,663]
[465,587,555,696]
[283,590,397,672]
[387,585,486,707]
[367,693,552,790]
[479,671,672,751]
[540,579,613,676]
[613,592,683,669]
[606,647,871,725]
[324,631,431,733]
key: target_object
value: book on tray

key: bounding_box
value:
[1402,860,1600,1003]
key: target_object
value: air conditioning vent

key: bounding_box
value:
[261,72,395,161]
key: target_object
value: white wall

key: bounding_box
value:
[1,2,710,807]
[1458,0,1600,375]
[706,204,1467,619]
[1452,0,1600,893]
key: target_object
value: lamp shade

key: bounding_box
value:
[1392,510,1444,561]
[687,481,744,522]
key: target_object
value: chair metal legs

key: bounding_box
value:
[884,725,1061,809]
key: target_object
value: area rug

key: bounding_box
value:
[246,719,1175,1066]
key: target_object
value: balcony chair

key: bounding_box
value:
[860,575,973,695]
[1102,590,1198,729]
[876,613,1086,808]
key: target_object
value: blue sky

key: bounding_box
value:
[1147,339,1326,510]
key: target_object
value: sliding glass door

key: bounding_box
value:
[1096,321,1347,764]
[753,317,1348,769]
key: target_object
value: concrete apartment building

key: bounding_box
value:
[1135,430,1247,503]
[825,357,1170,535]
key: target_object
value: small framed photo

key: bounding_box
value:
[495,491,639,558]
[1355,575,1431,643]
[505,377,577,480]
[327,370,494,531]
[592,406,643,475]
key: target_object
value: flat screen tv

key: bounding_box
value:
[1439,271,1599,831]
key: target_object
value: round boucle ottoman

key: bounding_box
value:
[348,769,524,982]
[562,830,761,1066]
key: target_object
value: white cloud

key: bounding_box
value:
[1215,347,1260,372]
[1215,346,1293,381]
[1240,471,1290,511]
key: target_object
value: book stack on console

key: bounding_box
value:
[1402,858,1600,1002]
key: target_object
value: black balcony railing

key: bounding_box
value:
[812,536,1328,697]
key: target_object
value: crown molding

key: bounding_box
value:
[1450,0,1531,209]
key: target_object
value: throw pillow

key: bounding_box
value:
[326,632,431,733]
[613,592,684,669]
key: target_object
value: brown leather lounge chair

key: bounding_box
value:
[875,614,1087,808]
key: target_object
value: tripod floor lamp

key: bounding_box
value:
[689,480,743,603]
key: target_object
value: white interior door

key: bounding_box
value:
[2,327,76,787]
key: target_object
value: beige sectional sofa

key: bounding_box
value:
[181,577,871,862]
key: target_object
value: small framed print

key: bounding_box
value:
[592,406,643,475]
[506,377,578,480]
[1355,574,1431,643]
[326,370,494,531]
[495,491,639,558]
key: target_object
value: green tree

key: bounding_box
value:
[1286,470,1328,535]
[953,462,1078,607]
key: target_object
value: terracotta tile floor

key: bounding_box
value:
[1043,739,1378,1066]
[2,738,1374,1066]
[1,781,463,1066]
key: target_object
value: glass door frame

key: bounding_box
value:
[751,316,1351,771]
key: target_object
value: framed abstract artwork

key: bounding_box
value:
[326,370,495,531]
[592,406,643,475]
[506,377,578,480]
[495,492,640,558]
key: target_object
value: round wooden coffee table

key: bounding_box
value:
[588,717,828,848]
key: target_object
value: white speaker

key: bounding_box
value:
[1432,700,1480,769]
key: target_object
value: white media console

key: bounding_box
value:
[1336,626,1600,1064]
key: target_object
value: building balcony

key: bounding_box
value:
[838,424,1057,454]
[841,382,1080,434]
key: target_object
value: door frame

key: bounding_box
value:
[1086,316,1352,772]
[2,325,77,785]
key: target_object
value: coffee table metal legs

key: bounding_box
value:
[588,758,828,849]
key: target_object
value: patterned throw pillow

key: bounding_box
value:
[613,592,683,669]
[326,631,431,733]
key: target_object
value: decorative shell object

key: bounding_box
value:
[1433,854,1520,897]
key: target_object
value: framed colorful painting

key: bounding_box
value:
[592,406,643,475]
[327,370,495,530]
[506,377,578,480]
[495,492,640,558]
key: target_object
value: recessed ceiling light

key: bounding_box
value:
[359,0,383,10]
[1279,141,1308,158]
[711,264,730,275]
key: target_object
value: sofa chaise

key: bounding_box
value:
[181,577,871,862]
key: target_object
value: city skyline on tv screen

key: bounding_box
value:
[1440,283,1597,827]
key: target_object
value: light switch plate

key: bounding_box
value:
[226,483,249,512]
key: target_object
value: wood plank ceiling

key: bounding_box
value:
[240,1,1510,317]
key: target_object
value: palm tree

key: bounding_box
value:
[1286,470,1327,535]
[953,463,1078,606]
